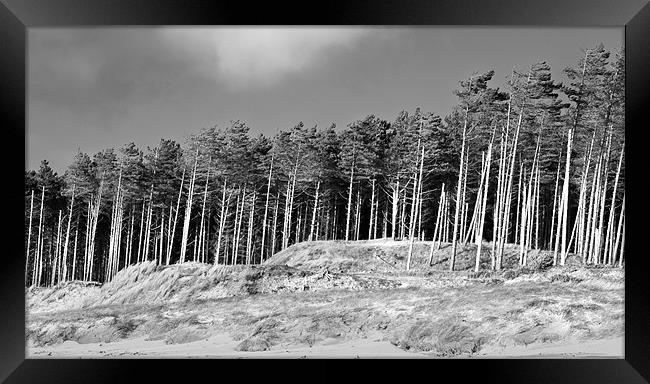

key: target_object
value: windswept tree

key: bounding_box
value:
[447,71,508,270]
[339,115,387,241]
[312,124,343,241]
[271,122,317,250]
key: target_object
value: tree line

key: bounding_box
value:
[24,43,625,287]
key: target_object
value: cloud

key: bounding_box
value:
[28,27,393,128]
[161,28,373,89]
[29,28,389,101]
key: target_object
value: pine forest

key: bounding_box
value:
[24,44,625,288]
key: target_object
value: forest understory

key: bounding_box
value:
[26,239,624,358]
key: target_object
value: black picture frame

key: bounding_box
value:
[1,0,648,382]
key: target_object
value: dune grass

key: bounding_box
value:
[26,240,623,357]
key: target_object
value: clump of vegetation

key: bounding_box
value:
[393,318,485,356]
[550,274,584,284]
[235,337,272,352]
[164,326,209,345]
[113,317,141,338]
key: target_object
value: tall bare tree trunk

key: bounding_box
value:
[345,162,355,241]
[558,127,574,266]
[144,178,155,263]
[400,180,409,240]
[261,157,273,261]
[107,192,117,279]
[475,139,493,272]
[309,180,321,242]
[287,164,298,248]
[215,180,227,265]
[408,175,417,239]
[88,191,97,280]
[604,143,623,264]
[62,185,76,282]
[282,178,292,250]
[428,184,445,265]
[232,190,241,265]
[618,212,625,268]
[245,192,256,264]
[236,187,248,262]
[594,133,612,265]
[493,125,507,263]
[464,158,482,245]
[549,153,561,251]
[34,187,45,286]
[271,192,279,257]
[445,192,452,244]
[52,210,62,287]
[221,192,232,264]
[26,189,34,285]
[198,163,210,263]
[372,194,378,239]
[584,150,600,263]
[354,190,361,241]
[440,193,447,243]
[164,204,172,264]
[231,199,239,263]
[585,149,602,264]
[296,204,303,244]
[493,105,510,267]
[613,193,625,267]
[514,163,522,245]
[180,153,198,263]
[534,165,540,250]
[382,205,388,239]
[72,223,79,280]
[392,179,399,240]
[574,132,594,256]
[107,169,123,281]
[204,211,211,263]
[116,184,125,276]
[450,106,468,271]
[459,151,469,243]
[87,179,103,281]
[315,202,322,241]
[143,198,153,262]
[407,147,425,270]
[368,178,376,240]
[588,152,604,264]
[333,201,338,240]
[497,70,530,269]
[523,169,535,256]
[559,50,590,265]
[519,177,529,265]
[83,200,90,282]
[498,122,521,267]
[166,167,186,265]
[127,209,135,267]
[522,138,541,264]
[159,208,165,265]
[137,200,145,263]
[417,185,424,241]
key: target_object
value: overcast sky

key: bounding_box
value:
[27,27,622,173]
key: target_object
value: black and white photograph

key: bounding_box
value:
[24,26,626,359]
